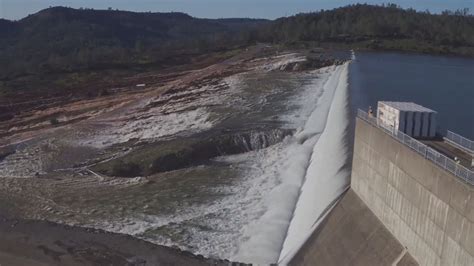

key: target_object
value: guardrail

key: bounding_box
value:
[446,131,473,154]
[357,109,473,186]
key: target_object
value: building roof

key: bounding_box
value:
[379,101,436,113]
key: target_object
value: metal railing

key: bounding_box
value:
[357,109,473,185]
[446,131,473,154]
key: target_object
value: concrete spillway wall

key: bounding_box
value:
[351,117,474,266]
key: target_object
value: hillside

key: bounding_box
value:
[0,7,265,80]
[1,4,473,99]
[257,4,474,55]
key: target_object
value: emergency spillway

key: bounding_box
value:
[234,62,351,264]
[279,61,351,263]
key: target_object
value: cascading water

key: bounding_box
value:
[279,61,351,263]
[234,62,351,264]
[230,129,294,152]
[2,52,353,263]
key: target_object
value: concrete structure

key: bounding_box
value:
[289,189,417,266]
[422,139,473,170]
[377,101,437,138]
[283,107,472,266]
[351,115,474,266]
[445,130,474,156]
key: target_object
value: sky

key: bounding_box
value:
[1,0,473,20]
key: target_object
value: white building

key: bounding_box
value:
[377,101,437,138]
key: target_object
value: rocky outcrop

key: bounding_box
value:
[93,128,294,177]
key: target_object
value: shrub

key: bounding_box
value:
[50,117,60,125]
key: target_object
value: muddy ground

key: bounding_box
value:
[0,44,342,263]
[0,214,234,266]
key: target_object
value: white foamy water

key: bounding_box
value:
[83,64,345,261]
[279,62,351,263]
[252,53,307,72]
[1,52,352,264]
[76,77,243,149]
[233,62,351,264]
[80,107,214,148]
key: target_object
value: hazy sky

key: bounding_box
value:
[1,0,473,20]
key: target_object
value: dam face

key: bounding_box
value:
[351,117,474,266]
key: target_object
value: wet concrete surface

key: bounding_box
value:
[289,189,418,266]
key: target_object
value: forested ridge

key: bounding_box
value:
[0,7,265,79]
[0,4,473,95]
[257,4,474,55]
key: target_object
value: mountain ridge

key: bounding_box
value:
[1,4,473,97]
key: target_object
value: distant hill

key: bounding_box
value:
[257,4,474,55]
[1,4,473,97]
[0,7,267,80]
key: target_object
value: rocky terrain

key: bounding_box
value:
[0,214,233,266]
[0,44,340,263]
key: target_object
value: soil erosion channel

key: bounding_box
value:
[0,48,339,260]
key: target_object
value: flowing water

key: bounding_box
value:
[0,55,351,263]
[3,51,470,264]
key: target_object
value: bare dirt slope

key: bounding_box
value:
[0,44,337,263]
[0,215,230,266]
